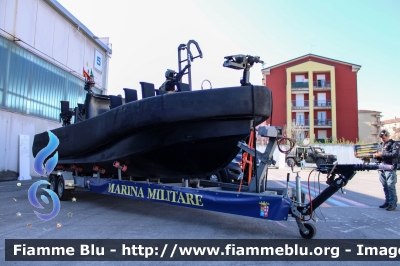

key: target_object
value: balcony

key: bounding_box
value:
[315,138,333,143]
[314,119,332,127]
[370,121,382,126]
[291,82,309,91]
[292,119,310,127]
[291,100,309,110]
[314,100,332,109]
[313,80,331,90]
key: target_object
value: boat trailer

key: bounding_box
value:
[46,126,392,239]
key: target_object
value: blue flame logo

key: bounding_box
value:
[33,131,59,176]
[28,180,60,220]
[30,130,61,221]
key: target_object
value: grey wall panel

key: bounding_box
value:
[35,0,56,57]
[15,0,38,47]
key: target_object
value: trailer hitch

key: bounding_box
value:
[295,163,393,217]
[287,163,393,238]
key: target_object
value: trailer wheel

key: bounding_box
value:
[57,176,71,201]
[299,223,316,239]
[48,175,58,192]
[286,158,295,167]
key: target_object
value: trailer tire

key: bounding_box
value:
[316,159,325,167]
[57,176,71,201]
[48,175,58,192]
[286,158,295,167]
[299,223,316,239]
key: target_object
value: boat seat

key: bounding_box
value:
[59,101,73,125]
[60,101,70,113]
[123,88,138,103]
[140,82,156,98]
[176,82,191,92]
[109,95,123,109]
[84,93,111,119]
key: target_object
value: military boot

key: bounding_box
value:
[379,203,389,208]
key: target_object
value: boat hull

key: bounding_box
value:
[32,85,272,179]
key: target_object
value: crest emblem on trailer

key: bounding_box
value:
[259,201,270,217]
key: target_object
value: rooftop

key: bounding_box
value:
[381,118,400,124]
[262,54,361,72]
[358,110,382,113]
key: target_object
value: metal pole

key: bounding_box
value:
[296,172,302,204]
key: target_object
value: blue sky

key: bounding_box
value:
[57,0,400,120]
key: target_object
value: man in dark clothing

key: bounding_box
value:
[373,129,399,211]
[300,153,306,169]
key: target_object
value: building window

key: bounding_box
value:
[295,94,305,107]
[318,130,327,139]
[317,93,327,106]
[0,36,96,121]
[316,74,326,87]
[295,75,305,82]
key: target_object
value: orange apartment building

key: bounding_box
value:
[261,54,361,143]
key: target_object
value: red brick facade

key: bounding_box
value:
[262,54,360,142]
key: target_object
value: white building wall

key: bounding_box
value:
[52,12,70,65]
[256,145,288,169]
[258,144,364,169]
[83,38,103,87]
[35,0,56,57]
[15,0,38,48]
[1,0,17,38]
[0,109,61,177]
[320,145,364,164]
[0,0,110,177]
[1,0,107,88]
[67,26,85,74]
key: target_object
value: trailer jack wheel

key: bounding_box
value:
[299,223,316,239]
[57,176,71,201]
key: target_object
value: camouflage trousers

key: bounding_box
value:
[379,170,398,207]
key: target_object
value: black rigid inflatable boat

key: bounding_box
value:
[32,85,271,179]
[32,41,271,180]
